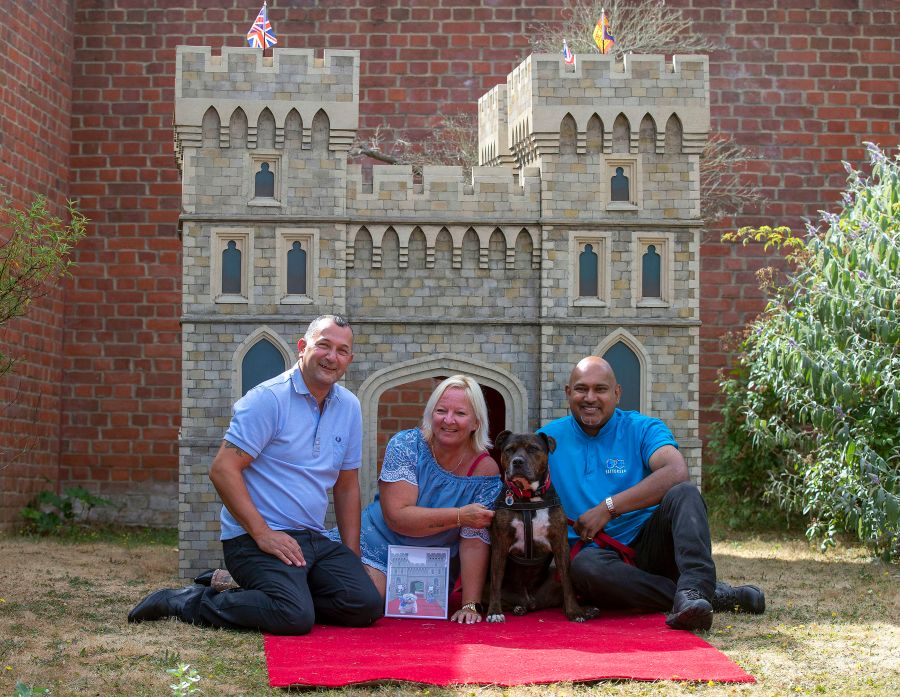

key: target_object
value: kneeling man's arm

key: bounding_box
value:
[333,468,362,556]
[209,440,307,566]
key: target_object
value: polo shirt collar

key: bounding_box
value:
[569,408,620,440]
[291,363,340,403]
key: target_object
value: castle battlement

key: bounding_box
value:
[176,46,359,102]
[346,164,541,219]
[504,53,709,159]
[175,46,359,161]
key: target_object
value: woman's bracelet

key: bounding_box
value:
[456,507,461,527]
[460,601,483,614]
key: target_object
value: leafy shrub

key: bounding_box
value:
[20,486,113,535]
[711,143,899,560]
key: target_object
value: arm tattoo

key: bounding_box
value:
[223,440,248,458]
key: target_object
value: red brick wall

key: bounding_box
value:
[679,0,900,438]
[41,0,899,523]
[0,1,75,526]
[377,379,437,473]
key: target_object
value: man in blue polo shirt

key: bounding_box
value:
[129,314,382,634]
[539,356,764,631]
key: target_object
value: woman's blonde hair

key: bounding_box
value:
[420,375,492,452]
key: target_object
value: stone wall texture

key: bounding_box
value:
[0,0,897,530]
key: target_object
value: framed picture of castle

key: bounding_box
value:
[385,545,451,620]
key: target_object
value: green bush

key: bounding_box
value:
[711,143,899,560]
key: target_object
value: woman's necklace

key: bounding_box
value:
[433,447,467,474]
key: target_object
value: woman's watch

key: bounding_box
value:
[460,602,484,614]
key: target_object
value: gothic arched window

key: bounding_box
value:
[241,338,286,395]
[603,341,641,412]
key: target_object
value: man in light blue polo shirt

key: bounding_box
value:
[129,314,382,634]
[539,356,765,632]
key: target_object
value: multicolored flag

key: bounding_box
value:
[562,39,575,65]
[247,2,277,49]
[592,9,616,54]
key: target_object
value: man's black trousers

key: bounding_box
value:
[570,481,717,611]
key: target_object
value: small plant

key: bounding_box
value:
[0,192,87,376]
[20,486,113,535]
[12,681,50,696]
[167,663,202,697]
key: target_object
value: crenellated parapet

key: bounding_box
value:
[174,46,359,167]
[505,53,708,164]
[346,164,541,219]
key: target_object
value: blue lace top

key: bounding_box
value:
[351,428,502,573]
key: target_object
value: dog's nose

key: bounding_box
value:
[510,456,525,468]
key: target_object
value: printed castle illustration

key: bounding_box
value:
[174,46,710,577]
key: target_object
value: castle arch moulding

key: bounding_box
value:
[356,355,529,503]
[592,328,652,413]
[230,326,294,402]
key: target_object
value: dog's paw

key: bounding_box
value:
[486,613,506,623]
[512,605,527,616]
[567,605,600,622]
[583,606,601,620]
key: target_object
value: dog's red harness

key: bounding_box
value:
[566,517,637,566]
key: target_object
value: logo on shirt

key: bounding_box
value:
[605,458,626,475]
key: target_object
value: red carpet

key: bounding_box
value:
[264,608,755,687]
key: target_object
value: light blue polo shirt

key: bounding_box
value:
[219,364,362,540]
[539,410,678,546]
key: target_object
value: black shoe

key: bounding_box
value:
[712,581,765,614]
[193,569,215,586]
[128,585,204,623]
[666,589,713,631]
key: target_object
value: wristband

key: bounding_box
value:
[605,496,619,518]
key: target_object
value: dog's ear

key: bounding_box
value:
[495,430,512,451]
[537,432,556,454]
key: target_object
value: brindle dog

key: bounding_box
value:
[485,430,599,623]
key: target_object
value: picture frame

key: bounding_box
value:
[384,545,451,620]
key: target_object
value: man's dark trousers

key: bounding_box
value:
[570,481,716,611]
[181,529,383,634]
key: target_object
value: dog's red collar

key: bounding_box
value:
[504,473,552,501]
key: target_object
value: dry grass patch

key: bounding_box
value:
[1,532,896,696]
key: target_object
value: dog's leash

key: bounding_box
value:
[566,517,637,566]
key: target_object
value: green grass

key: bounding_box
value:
[0,532,897,697]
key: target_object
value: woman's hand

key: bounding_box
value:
[458,503,494,529]
[450,602,483,624]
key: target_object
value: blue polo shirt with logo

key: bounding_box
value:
[538,410,678,546]
[219,364,362,540]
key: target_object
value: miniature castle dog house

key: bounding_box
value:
[175,47,709,578]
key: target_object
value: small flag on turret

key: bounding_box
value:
[562,39,575,65]
[592,9,615,54]
[247,2,277,49]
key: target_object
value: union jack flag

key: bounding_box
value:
[562,39,575,65]
[247,2,277,49]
